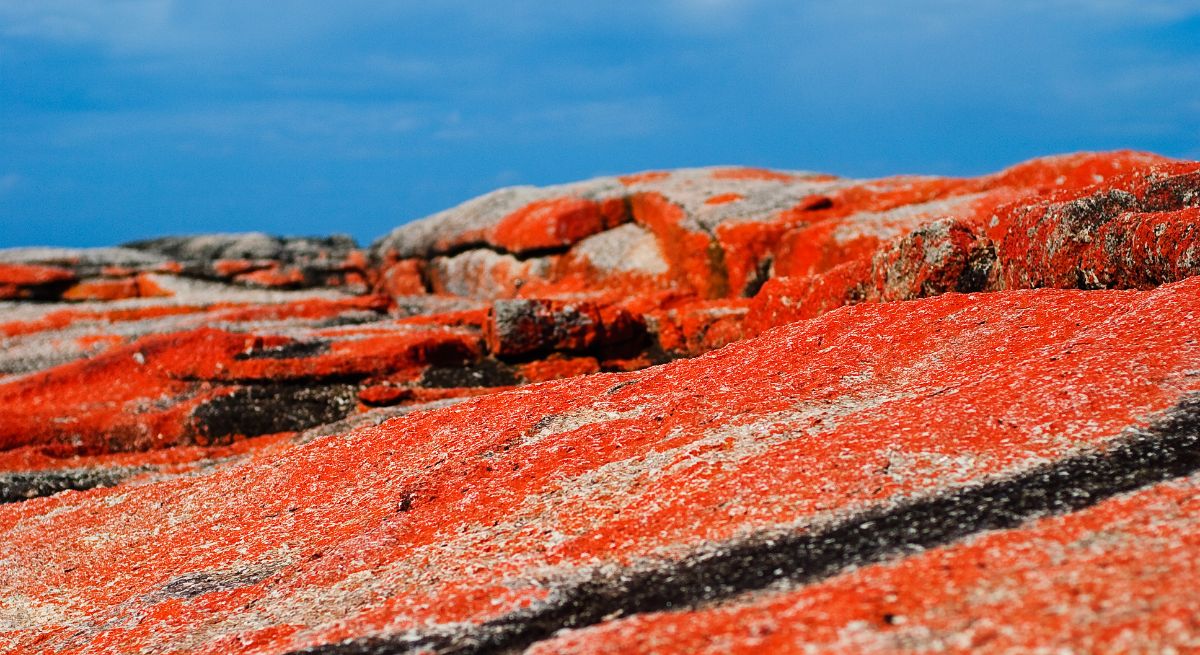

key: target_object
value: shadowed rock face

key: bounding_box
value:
[1,151,1200,654]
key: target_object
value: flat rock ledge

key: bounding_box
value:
[2,150,1200,654]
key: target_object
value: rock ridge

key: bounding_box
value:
[1,150,1199,654]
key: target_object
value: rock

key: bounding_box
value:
[0,235,367,300]
[489,197,627,254]
[485,298,602,357]
[0,263,77,300]
[2,151,1200,654]
[567,222,671,279]
[993,167,1200,289]
[0,246,169,272]
[60,273,173,301]
[425,249,556,299]
[123,232,357,264]
[375,259,427,297]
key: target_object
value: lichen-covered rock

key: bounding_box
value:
[0,262,77,300]
[2,151,1199,654]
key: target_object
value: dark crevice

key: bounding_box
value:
[0,467,143,504]
[189,383,359,445]
[149,563,283,601]
[954,242,998,293]
[289,394,1200,655]
[234,340,331,360]
[3,279,79,303]
[420,359,520,388]
[741,255,773,298]
[428,240,575,263]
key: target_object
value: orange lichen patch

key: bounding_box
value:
[532,473,1200,654]
[0,322,477,456]
[986,162,1200,291]
[769,185,1015,282]
[3,280,1198,655]
[212,259,264,277]
[61,274,173,301]
[979,149,1174,194]
[0,430,295,474]
[868,218,996,302]
[1,304,203,339]
[340,270,368,291]
[61,278,141,301]
[743,261,870,334]
[204,295,389,324]
[0,263,76,299]
[768,178,979,279]
[1077,208,1200,287]
[772,219,880,278]
[235,266,307,288]
[710,167,798,182]
[75,333,125,350]
[408,385,518,403]
[358,384,413,407]
[135,274,172,297]
[714,220,788,297]
[777,176,973,227]
[516,284,1200,571]
[630,192,727,298]
[0,295,385,340]
[490,197,628,254]
[207,329,482,384]
[0,328,241,455]
[517,356,601,383]
[979,158,1199,247]
[5,153,1200,654]
[482,298,645,360]
[617,171,671,186]
[0,262,76,287]
[343,249,369,272]
[530,256,668,299]
[99,265,136,277]
[377,259,426,297]
[648,298,750,355]
[704,192,744,206]
[997,205,1200,291]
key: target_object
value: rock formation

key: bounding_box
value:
[1,151,1198,653]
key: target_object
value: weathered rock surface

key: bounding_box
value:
[2,151,1199,654]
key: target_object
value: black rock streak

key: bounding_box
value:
[288,394,1200,655]
[0,467,140,504]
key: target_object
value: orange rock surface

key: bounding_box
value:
[1,151,1198,654]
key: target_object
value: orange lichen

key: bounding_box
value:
[2,152,1200,654]
[617,171,671,186]
[710,167,798,182]
[704,192,744,205]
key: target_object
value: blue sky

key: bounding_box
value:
[2,1,1198,247]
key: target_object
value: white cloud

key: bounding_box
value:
[0,0,387,55]
[0,0,178,51]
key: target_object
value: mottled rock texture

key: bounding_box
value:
[2,151,1200,654]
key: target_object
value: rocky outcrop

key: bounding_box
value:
[1,151,1199,654]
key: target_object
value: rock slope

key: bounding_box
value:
[1,151,1198,654]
